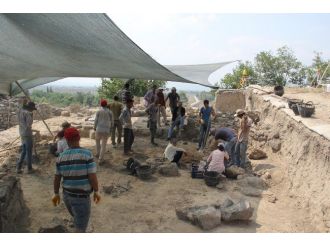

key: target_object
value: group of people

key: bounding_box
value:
[15,81,252,233]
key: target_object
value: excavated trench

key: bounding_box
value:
[244,88,330,232]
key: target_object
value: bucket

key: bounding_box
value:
[274,85,284,97]
[126,158,141,175]
[204,171,220,186]
[297,101,315,118]
[326,84,330,93]
[291,104,300,115]
[136,165,152,180]
[287,98,303,109]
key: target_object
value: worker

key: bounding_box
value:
[156,88,168,127]
[53,121,71,143]
[145,97,159,146]
[119,98,134,155]
[234,109,253,168]
[56,130,69,155]
[94,99,113,164]
[209,127,237,166]
[121,79,134,104]
[16,101,37,174]
[164,136,187,166]
[108,95,123,148]
[165,87,180,116]
[52,127,101,233]
[206,143,229,174]
[167,101,186,140]
[197,100,215,150]
[144,84,157,107]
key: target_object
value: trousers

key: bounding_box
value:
[17,136,33,170]
[111,120,122,145]
[157,106,167,127]
[235,141,248,168]
[95,132,109,161]
[124,128,134,153]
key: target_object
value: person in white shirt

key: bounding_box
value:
[164,136,187,165]
[207,143,229,174]
[94,99,113,164]
[56,130,69,155]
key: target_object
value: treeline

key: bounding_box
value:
[219,46,330,89]
[31,90,99,107]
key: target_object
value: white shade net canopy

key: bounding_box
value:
[0,13,235,95]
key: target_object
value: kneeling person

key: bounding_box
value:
[52,127,101,233]
[164,137,187,165]
[207,143,229,174]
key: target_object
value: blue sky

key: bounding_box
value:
[49,13,330,91]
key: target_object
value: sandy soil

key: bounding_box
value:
[0,115,315,233]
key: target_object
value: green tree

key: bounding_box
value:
[98,78,166,100]
[254,46,306,86]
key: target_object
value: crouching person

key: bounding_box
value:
[164,136,187,166]
[206,143,229,174]
[52,127,101,233]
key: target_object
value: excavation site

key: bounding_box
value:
[1,86,329,233]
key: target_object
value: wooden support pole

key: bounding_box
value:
[14,81,54,137]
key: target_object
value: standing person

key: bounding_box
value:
[164,136,187,166]
[144,85,157,107]
[206,143,229,174]
[209,127,237,166]
[234,109,253,168]
[121,79,134,104]
[52,127,101,233]
[108,95,123,148]
[16,101,37,174]
[156,88,168,127]
[167,101,186,140]
[94,99,113,164]
[119,98,134,155]
[145,98,159,146]
[198,100,215,150]
[165,87,180,116]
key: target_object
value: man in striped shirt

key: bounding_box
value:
[52,127,101,233]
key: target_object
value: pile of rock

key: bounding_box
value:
[176,198,254,230]
[0,176,29,232]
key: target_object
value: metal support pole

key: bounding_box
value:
[319,62,330,85]
[14,81,54,137]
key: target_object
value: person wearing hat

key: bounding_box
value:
[234,109,253,168]
[165,87,180,117]
[119,98,135,155]
[52,127,100,233]
[53,121,71,143]
[209,127,237,166]
[156,87,168,127]
[16,101,37,174]
[206,142,229,174]
[94,99,113,164]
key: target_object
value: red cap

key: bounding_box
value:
[100,99,108,107]
[64,127,80,142]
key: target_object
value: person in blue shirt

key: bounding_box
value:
[198,100,215,150]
